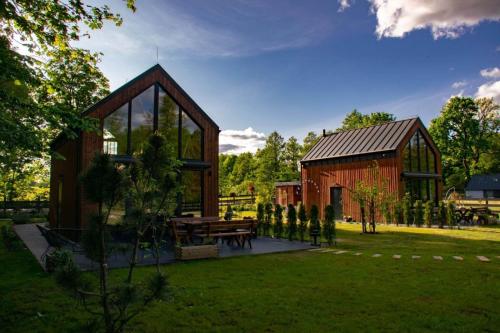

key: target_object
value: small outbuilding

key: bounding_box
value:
[300,117,442,220]
[465,174,500,199]
[275,181,302,207]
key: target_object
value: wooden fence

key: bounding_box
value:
[219,195,255,206]
[2,200,49,213]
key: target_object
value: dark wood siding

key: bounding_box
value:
[49,140,79,229]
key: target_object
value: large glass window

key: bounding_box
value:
[103,103,129,155]
[130,86,155,154]
[158,87,179,156]
[403,143,411,171]
[404,130,437,174]
[181,111,202,160]
[410,133,419,172]
[102,83,204,162]
[181,170,202,216]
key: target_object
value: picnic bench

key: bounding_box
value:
[455,206,492,225]
[170,217,255,248]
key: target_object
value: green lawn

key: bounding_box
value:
[1,222,499,332]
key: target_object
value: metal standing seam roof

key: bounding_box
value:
[301,118,418,162]
[465,174,500,191]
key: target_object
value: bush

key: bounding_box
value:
[287,204,297,241]
[46,249,74,273]
[256,203,264,236]
[394,202,402,225]
[323,205,336,246]
[424,201,433,227]
[309,204,320,237]
[1,225,20,250]
[446,201,456,227]
[414,200,423,227]
[298,203,307,242]
[264,203,273,236]
[438,201,446,228]
[274,204,283,239]
[224,205,233,221]
[12,213,31,224]
[402,193,412,226]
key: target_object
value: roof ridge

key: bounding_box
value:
[323,116,418,136]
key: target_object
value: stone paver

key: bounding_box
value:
[372,254,382,257]
[393,255,401,259]
[319,249,337,253]
[308,248,324,252]
[433,256,443,260]
[353,252,363,256]
[476,256,490,262]
[412,255,421,259]
[334,250,348,254]
[453,256,463,261]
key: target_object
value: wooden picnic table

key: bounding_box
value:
[170,217,256,248]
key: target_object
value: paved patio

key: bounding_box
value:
[14,223,315,271]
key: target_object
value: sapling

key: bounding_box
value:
[287,204,297,241]
[323,204,336,246]
[274,204,283,238]
[298,203,307,242]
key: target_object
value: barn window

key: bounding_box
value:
[181,111,202,160]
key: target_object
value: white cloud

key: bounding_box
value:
[480,67,500,79]
[452,80,467,89]
[219,127,266,154]
[368,0,500,39]
[338,0,354,12]
[476,80,500,103]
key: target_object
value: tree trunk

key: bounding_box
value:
[97,202,113,333]
[127,233,140,284]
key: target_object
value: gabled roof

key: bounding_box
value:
[301,117,418,162]
[465,174,500,191]
[275,181,301,187]
[51,64,218,149]
[82,64,218,128]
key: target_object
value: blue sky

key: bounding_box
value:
[77,0,500,154]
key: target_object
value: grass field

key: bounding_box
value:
[1,221,499,332]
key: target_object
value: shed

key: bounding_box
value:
[465,174,500,199]
[275,181,302,207]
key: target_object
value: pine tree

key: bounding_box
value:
[402,193,413,227]
[424,201,434,227]
[256,203,265,236]
[323,205,336,246]
[287,204,297,241]
[414,200,423,227]
[274,204,284,238]
[438,201,446,228]
[298,203,308,242]
[309,204,320,238]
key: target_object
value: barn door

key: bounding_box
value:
[330,187,343,220]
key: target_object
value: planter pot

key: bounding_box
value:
[175,244,218,260]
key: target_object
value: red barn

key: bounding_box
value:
[275,181,302,207]
[300,118,442,221]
